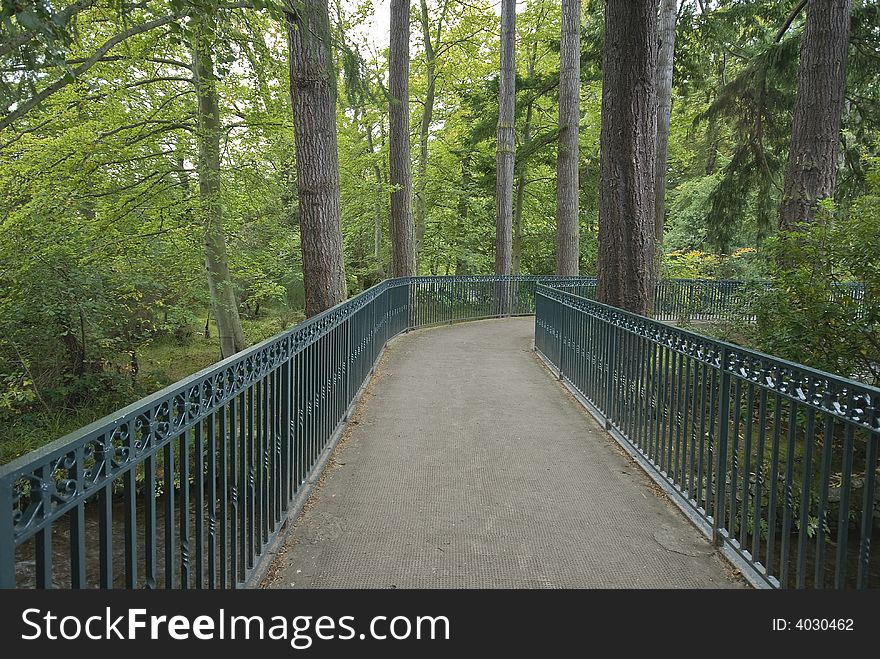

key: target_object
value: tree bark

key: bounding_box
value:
[456,150,472,275]
[597,0,658,315]
[495,0,515,278]
[389,0,416,277]
[654,0,677,242]
[365,123,384,273]
[779,0,852,230]
[555,0,581,275]
[415,0,443,264]
[287,0,348,317]
[512,42,538,277]
[192,15,246,358]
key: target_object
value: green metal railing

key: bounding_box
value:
[535,284,879,589]
[550,279,867,323]
[0,275,592,589]
[2,274,872,589]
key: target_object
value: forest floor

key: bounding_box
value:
[263,317,745,588]
[0,307,303,465]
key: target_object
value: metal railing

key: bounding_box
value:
[0,275,591,589]
[549,279,867,323]
[535,284,879,589]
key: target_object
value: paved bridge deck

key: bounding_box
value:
[263,317,743,589]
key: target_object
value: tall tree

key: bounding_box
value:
[286,0,348,316]
[555,0,580,275]
[654,0,677,242]
[415,0,449,264]
[779,0,852,230]
[597,0,658,314]
[495,0,515,278]
[389,0,415,277]
[192,11,246,357]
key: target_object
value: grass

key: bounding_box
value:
[0,307,305,466]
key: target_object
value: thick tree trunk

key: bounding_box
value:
[597,0,658,315]
[555,0,581,276]
[192,18,246,358]
[287,0,348,317]
[654,0,677,242]
[495,0,515,278]
[389,0,416,277]
[779,0,851,230]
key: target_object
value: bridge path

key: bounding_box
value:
[263,317,743,589]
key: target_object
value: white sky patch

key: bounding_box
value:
[344,0,512,53]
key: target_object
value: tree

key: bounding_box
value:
[597,0,658,315]
[192,10,246,358]
[495,0,515,278]
[389,0,415,277]
[286,0,348,316]
[654,0,678,242]
[778,0,852,230]
[554,0,580,276]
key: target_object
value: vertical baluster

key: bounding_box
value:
[35,463,53,588]
[163,440,175,589]
[751,388,768,570]
[834,425,855,588]
[739,382,755,550]
[856,432,877,589]
[144,450,157,589]
[219,404,228,589]
[814,415,834,589]
[123,456,137,589]
[179,429,190,589]
[69,446,86,588]
[796,407,816,588]
[194,421,204,588]
[779,400,798,588]
[207,411,217,589]
[765,393,783,578]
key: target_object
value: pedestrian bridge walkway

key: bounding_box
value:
[3,276,876,590]
[263,318,740,588]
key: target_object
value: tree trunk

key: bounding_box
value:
[779,0,852,230]
[389,0,416,277]
[555,0,581,276]
[495,0,515,278]
[415,0,440,264]
[597,0,658,315]
[365,123,384,273]
[287,0,348,317]
[192,16,246,358]
[512,41,538,278]
[654,0,677,242]
[456,150,471,275]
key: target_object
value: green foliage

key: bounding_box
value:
[751,195,879,385]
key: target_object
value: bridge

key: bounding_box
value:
[1,277,877,589]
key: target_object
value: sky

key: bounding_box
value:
[345,0,507,53]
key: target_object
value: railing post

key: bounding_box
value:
[558,301,565,381]
[279,347,292,509]
[605,322,617,431]
[713,346,731,547]
[0,479,14,588]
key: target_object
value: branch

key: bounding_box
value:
[0,14,182,132]
[0,0,97,59]
[0,1,254,131]
[775,0,808,43]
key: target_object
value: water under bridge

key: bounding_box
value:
[1,277,877,589]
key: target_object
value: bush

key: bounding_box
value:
[752,199,879,385]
